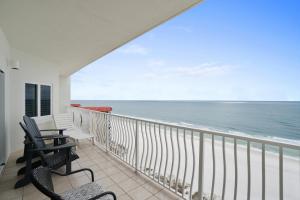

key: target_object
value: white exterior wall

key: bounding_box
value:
[0,26,71,160]
[0,27,11,161]
[59,75,71,113]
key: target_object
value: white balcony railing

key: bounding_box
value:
[70,107,300,200]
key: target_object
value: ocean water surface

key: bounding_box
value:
[71,100,300,143]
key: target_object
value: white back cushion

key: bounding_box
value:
[53,113,74,130]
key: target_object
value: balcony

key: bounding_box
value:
[0,141,180,200]
[1,106,300,200]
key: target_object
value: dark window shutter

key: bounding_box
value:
[25,83,37,117]
[40,85,51,116]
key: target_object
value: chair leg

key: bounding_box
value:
[17,160,42,176]
[15,148,33,188]
[65,149,72,174]
[16,156,26,163]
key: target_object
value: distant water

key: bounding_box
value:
[72,100,300,143]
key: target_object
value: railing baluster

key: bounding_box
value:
[234,138,238,200]
[153,124,158,180]
[140,121,146,172]
[149,123,154,177]
[105,113,110,152]
[190,131,195,200]
[127,119,131,162]
[198,133,204,200]
[145,122,150,175]
[279,146,283,200]
[135,120,139,172]
[247,141,251,200]
[163,125,169,186]
[158,124,163,183]
[222,137,226,200]
[175,128,181,193]
[170,127,175,190]
[117,117,123,158]
[121,117,126,160]
[128,119,134,165]
[182,129,188,197]
[123,118,128,162]
[211,134,215,200]
[262,144,265,200]
[115,116,120,155]
[111,117,116,154]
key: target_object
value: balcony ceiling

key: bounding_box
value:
[0,0,202,76]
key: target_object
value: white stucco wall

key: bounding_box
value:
[59,75,71,113]
[0,26,71,158]
[8,48,62,152]
[0,27,11,161]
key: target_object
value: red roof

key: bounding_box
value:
[82,107,112,113]
[70,104,112,112]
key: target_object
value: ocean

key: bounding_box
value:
[71,100,300,143]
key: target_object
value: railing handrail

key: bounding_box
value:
[70,106,300,150]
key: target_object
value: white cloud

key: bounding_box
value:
[173,64,232,77]
[147,59,166,67]
[118,44,149,55]
[143,63,234,79]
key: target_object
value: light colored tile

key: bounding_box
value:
[131,174,149,185]
[104,166,121,176]
[118,178,141,192]
[119,193,133,200]
[110,172,129,183]
[96,177,115,188]
[0,188,23,200]
[23,190,48,200]
[146,196,160,200]
[127,186,153,200]
[23,183,39,195]
[106,183,125,197]
[155,189,180,200]
[69,175,90,188]
[93,169,108,180]
[54,180,73,194]
[142,181,163,194]
[1,139,184,200]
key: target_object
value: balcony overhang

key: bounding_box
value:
[0,0,202,76]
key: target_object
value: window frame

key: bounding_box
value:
[25,83,38,117]
[40,84,52,117]
[25,82,53,117]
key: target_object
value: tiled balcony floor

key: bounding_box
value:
[0,141,181,200]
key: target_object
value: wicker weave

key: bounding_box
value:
[62,182,114,200]
[31,167,115,200]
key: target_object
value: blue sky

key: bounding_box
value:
[72,0,300,101]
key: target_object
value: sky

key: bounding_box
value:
[71,0,300,101]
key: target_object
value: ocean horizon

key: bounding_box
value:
[71,100,300,144]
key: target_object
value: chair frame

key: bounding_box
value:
[15,117,78,188]
[30,166,117,200]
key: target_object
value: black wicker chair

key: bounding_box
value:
[17,117,70,176]
[31,166,116,200]
[17,117,67,164]
[15,119,79,188]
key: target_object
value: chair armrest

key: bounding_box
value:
[51,168,94,181]
[31,143,76,152]
[89,191,117,200]
[35,135,69,140]
[40,129,66,135]
[40,129,66,132]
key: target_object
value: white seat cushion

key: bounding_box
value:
[53,113,94,141]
